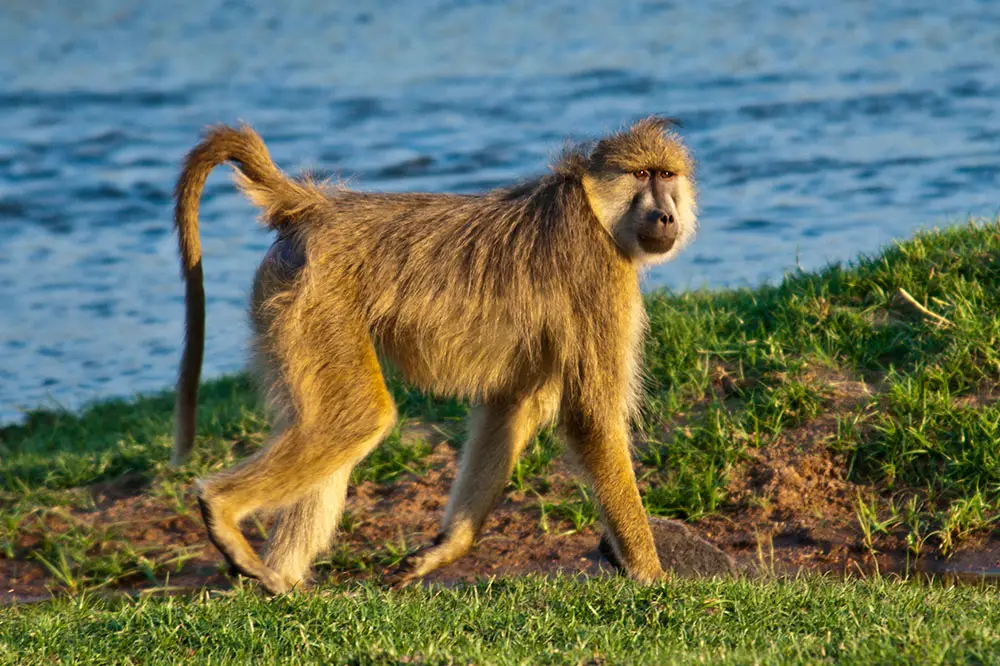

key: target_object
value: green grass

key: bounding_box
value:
[3,576,1000,665]
[635,218,1000,538]
[2,219,1000,662]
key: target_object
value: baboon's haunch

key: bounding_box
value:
[173,118,698,594]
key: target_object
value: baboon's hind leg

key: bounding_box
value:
[197,320,396,595]
[263,464,353,591]
[262,409,392,590]
[389,385,558,587]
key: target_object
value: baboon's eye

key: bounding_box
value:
[658,170,675,180]
[632,169,650,180]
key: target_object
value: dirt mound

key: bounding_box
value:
[704,372,871,573]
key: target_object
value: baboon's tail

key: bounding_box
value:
[172,124,306,465]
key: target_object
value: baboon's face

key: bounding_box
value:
[582,167,697,265]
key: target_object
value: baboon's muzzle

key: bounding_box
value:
[637,210,678,254]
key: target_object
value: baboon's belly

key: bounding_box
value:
[378,319,541,401]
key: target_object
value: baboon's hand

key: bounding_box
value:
[597,533,623,572]
[597,532,665,584]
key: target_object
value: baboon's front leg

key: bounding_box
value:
[388,392,554,587]
[563,408,663,584]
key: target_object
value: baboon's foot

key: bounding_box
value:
[385,544,447,589]
[384,555,425,590]
[196,495,290,595]
[384,532,473,589]
[263,558,313,594]
[236,564,305,595]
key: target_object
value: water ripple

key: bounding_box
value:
[0,0,998,421]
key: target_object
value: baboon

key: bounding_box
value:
[173,117,698,594]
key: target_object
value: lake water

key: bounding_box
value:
[1,0,998,423]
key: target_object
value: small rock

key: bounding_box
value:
[598,517,737,577]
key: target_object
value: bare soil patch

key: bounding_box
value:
[708,369,875,574]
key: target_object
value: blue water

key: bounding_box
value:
[1,0,999,422]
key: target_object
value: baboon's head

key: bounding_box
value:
[580,117,698,264]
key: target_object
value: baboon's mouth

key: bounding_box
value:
[638,234,676,254]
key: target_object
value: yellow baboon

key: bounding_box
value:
[172,118,698,594]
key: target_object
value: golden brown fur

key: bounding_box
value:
[172,118,698,594]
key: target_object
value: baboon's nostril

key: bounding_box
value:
[660,213,675,225]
